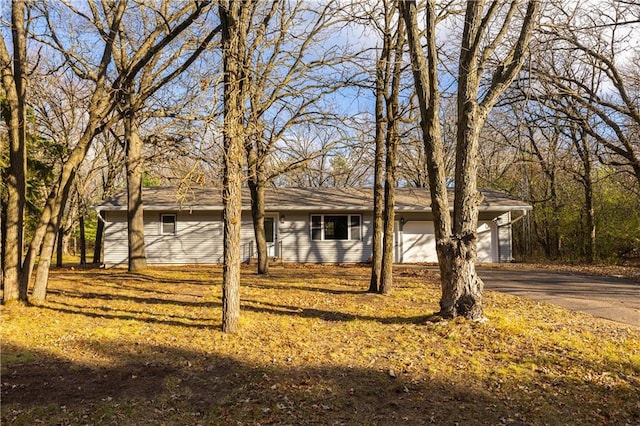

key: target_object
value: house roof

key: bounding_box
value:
[95,186,532,213]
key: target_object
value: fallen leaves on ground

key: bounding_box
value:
[2,264,639,425]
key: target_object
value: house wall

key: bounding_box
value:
[496,212,513,262]
[102,208,513,266]
[103,209,375,266]
[394,212,502,263]
[104,210,243,266]
[278,211,373,263]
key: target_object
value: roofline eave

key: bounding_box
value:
[95,205,533,213]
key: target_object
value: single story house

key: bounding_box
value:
[95,186,531,267]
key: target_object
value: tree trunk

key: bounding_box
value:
[369,14,391,294]
[401,0,463,316]
[79,214,86,267]
[403,0,538,320]
[17,0,127,295]
[93,212,104,264]
[379,174,396,295]
[248,176,268,275]
[0,200,6,291]
[125,111,147,272]
[577,126,596,263]
[1,203,6,289]
[31,181,73,301]
[438,240,484,319]
[246,131,269,275]
[438,1,486,319]
[57,227,63,267]
[379,12,404,296]
[0,0,28,303]
[31,219,59,301]
[220,0,248,333]
[584,177,595,263]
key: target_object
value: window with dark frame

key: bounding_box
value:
[311,215,322,240]
[310,214,361,241]
[350,215,361,240]
[265,217,275,243]
[161,214,176,235]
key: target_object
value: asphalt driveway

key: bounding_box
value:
[478,267,640,327]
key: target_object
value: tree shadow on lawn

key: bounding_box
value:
[242,299,437,325]
[243,281,366,296]
[39,302,218,329]
[47,288,219,308]
[4,340,635,425]
[40,295,430,329]
[52,270,219,288]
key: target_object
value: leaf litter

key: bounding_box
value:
[1,264,639,425]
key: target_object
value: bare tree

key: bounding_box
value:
[109,1,217,272]
[365,0,394,293]
[536,0,640,188]
[270,126,357,187]
[218,0,247,333]
[402,0,539,319]
[26,0,215,301]
[228,0,363,274]
[379,6,405,295]
[0,0,28,302]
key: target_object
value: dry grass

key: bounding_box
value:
[2,264,639,425]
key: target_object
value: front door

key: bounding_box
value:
[264,215,278,257]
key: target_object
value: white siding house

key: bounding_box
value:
[96,187,531,266]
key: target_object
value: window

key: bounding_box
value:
[310,215,361,241]
[264,217,275,243]
[311,215,322,240]
[161,214,176,235]
[350,215,361,240]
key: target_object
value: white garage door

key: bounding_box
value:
[401,221,438,263]
[400,221,496,263]
[476,222,495,263]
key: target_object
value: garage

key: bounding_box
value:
[399,221,438,263]
[398,220,497,263]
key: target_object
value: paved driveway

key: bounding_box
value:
[478,267,640,327]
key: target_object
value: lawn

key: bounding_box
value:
[2,265,639,425]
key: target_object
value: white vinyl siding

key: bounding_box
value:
[278,212,372,263]
[101,208,507,266]
[103,211,129,267]
[104,210,265,266]
[144,211,221,264]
